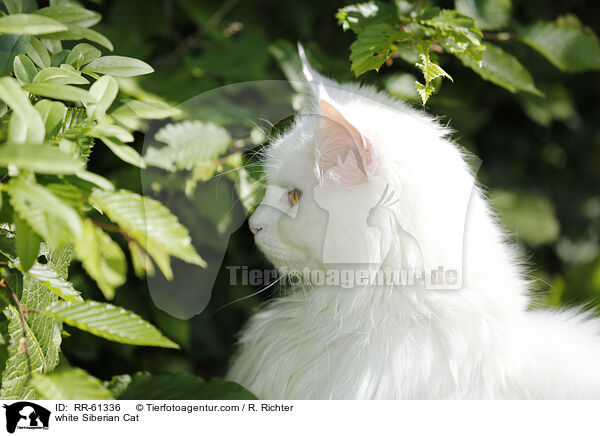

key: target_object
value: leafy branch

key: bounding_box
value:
[337,1,600,104]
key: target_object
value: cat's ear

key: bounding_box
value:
[316,99,373,185]
[297,43,330,100]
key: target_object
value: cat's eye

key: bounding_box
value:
[288,187,302,206]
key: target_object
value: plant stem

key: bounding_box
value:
[0,277,32,374]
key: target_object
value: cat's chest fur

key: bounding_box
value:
[228,286,519,399]
[227,284,600,399]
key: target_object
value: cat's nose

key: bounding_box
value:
[249,215,263,234]
[250,224,263,235]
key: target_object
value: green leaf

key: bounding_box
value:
[490,189,560,246]
[415,80,435,105]
[74,219,126,300]
[35,99,66,139]
[42,24,113,51]
[99,136,145,169]
[43,300,179,348]
[111,99,180,119]
[13,54,37,85]
[456,42,541,95]
[383,73,420,102]
[34,6,101,27]
[3,0,22,14]
[87,74,117,118]
[336,1,395,32]
[90,189,206,279]
[65,43,101,69]
[145,120,231,171]
[519,16,600,72]
[111,373,257,400]
[33,367,113,400]
[455,0,511,31]
[0,272,62,399]
[128,240,154,278]
[416,51,453,84]
[22,83,93,103]
[235,162,266,214]
[84,56,154,77]
[0,35,30,75]
[0,13,67,35]
[16,261,83,302]
[14,210,41,272]
[0,143,83,174]
[518,82,576,127]
[32,66,88,85]
[349,23,409,76]
[0,77,46,144]
[25,35,50,68]
[7,177,82,248]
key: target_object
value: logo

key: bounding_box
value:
[3,402,50,433]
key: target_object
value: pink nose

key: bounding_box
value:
[249,222,263,235]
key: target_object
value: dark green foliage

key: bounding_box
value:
[0,0,598,400]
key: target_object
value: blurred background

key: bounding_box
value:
[64,0,600,381]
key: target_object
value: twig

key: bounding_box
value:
[0,277,32,374]
[91,220,135,243]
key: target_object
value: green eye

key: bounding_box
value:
[288,187,302,206]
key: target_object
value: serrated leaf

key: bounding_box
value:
[84,56,153,77]
[111,373,257,400]
[519,16,600,72]
[25,36,50,68]
[33,367,113,400]
[89,189,206,279]
[35,99,66,139]
[42,24,113,51]
[74,219,126,300]
[0,13,67,35]
[7,177,82,248]
[145,120,231,171]
[65,43,101,69]
[0,143,83,174]
[0,273,62,399]
[349,23,409,76]
[43,300,179,348]
[455,0,511,31]
[13,54,37,85]
[416,52,453,84]
[32,66,88,85]
[415,80,435,105]
[87,74,117,118]
[22,83,93,103]
[456,42,541,95]
[17,261,83,302]
[33,6,101,27]
[14,210,41,272]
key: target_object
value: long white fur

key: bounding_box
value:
[226,47,600,399]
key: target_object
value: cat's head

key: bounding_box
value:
[248,45,476,285]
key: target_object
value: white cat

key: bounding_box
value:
[226,46,600,399]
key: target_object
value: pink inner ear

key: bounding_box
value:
[316,100,372,184]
